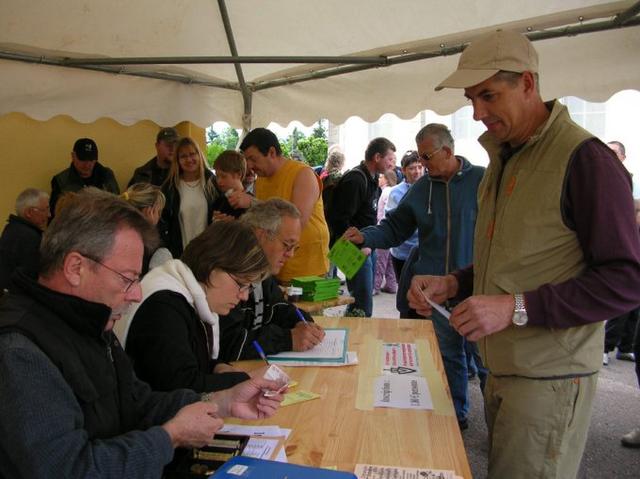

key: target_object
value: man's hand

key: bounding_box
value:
[449,294,514,341]
[291,321,325,351]
[407,274,458,317]
[343,227,364,245]
[213,377,285,420]
[227,191,254,209]
[162,401,223,449]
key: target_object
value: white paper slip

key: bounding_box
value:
[373,375,433,410]
[242,437,284,461]
[355,464,456,479]
[421,291,450,319]
[219,424,290,438]
[382,343,420,375]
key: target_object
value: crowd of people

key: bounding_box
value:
[0,29,639,478]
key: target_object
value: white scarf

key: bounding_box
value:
[118,259,220,359]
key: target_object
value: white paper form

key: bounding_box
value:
[355,464,457,479]
[242,437,283,461]
[218,424,291,439]
[268,351,358,367]
[382,343,420,375]
[373,375,433,410]
[268,328,347,361]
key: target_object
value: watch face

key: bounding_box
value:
[513,311,528,326]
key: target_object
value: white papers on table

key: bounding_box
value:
[218,424,291,439]
[382,343,420,375]
[354,464,457,479]
[270,351,358,367]
[243,437,285,461]
[268,328,348,362]
[373,375,433,410]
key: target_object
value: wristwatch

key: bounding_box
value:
[512,293,528,326]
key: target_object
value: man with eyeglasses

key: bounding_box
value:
[0,188,50,293]
[343,124,485,430]
[218,199,326,362]
[0,189,285,478]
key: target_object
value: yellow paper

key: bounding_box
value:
[281,390,321,407]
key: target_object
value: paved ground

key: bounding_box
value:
[325,291,640,478]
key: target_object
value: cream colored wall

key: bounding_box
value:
[0,113,205,222]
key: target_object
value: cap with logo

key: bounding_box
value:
[435,30,538,91]
[73,138,98,162]
[156,127,179,144]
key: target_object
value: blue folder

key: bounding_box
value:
[211,456,357,478]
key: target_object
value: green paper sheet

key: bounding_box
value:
[327,238,366,279]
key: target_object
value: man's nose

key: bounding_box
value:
[126,282,143,303]
[472,100,487,122]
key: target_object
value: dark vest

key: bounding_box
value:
[0,273,138,438]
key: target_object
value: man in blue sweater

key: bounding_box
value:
[344,124,485,429]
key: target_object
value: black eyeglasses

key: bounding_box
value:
[269,233,300,254]
[83,254,140,293]
[228,273,254,295]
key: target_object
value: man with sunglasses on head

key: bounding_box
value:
[217,199,325,362]
[0,189,284,478]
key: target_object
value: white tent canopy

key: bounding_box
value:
[1,0,639,129]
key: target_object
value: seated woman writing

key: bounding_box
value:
[122,220,271,392]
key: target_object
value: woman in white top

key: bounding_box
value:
[160,136,219,257]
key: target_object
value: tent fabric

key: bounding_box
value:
[1,0,638,128]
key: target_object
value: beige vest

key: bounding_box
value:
[474,101,603,377]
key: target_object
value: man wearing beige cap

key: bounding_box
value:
[408,30,640,477]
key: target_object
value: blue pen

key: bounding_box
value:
[294,307,309,324]
[252,340,270,365]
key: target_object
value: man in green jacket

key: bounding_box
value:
[408,30,640,478]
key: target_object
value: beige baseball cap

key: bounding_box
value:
[435,30,538,91]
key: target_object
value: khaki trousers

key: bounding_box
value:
[484,373,598,479]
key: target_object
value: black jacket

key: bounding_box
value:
[160,169,219,258]
[50,162,120,215]
[0,215,42,291]
[218,276,313,362]
[0,272,140,439]
[127,157,169,188]
[326,162,380,246]
[126,289,249,392]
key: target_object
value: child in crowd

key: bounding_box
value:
[373,169,398,295]
[212,150,251,220]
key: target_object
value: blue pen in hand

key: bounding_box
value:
[294,307,309,324]
[252,340,270,365]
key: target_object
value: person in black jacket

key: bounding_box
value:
[124,221,272,393]
[326,137,397,317]
[127,127,178,187]
[218,199,325,362]
[160,136,220,257]
[0,188,50,292]
[49,138,120,216]
[211,150,251,220]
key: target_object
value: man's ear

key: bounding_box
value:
[521,71,537,95]
[254,227,269,243]
[62,252,85,287]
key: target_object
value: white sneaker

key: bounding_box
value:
[603,353,609,366]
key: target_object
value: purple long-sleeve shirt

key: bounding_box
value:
[452,138,640,329]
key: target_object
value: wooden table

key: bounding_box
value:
[294,295,355,314]
[231,317,471,478]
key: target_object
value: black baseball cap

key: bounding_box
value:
[73,138,98,162]
[156,127,179,143]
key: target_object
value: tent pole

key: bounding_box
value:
[217,0,252,135]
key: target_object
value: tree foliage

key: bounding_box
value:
[206,127,240,167]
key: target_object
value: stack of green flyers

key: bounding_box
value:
[291,275,341,301]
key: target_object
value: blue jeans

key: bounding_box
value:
[346,251,376,317]
[430,309,486,421]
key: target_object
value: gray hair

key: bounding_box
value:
[324,150,345,173]
[415,123,454,151]
[15,188,48,217]
[240,198,301,236]
[40,188,158,276]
